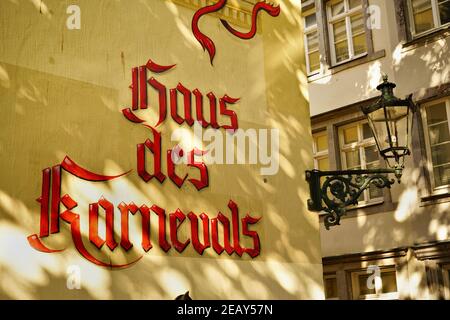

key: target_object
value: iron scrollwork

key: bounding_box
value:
[305,169,397,230]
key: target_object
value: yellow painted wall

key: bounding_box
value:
[0,0,322,299]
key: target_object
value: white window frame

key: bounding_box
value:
[303,9,321,76]
[326,0,367,66]
[408,0,450,38]
[338,120,384,205]
[351,267,399,300]
[421,97,450,193]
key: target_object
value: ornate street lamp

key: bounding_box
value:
[306,76,416,229]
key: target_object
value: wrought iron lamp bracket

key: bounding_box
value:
[305,168,399,230]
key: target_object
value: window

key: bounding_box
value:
[326,0,367,65]
[422,98,450,190]
[324,274,339,299]
[351,267,399,300]
[304,9,321,75]
[408,0,450,37]
[313,130,329,171]
[338,121,384,204]
[442,264,450,299]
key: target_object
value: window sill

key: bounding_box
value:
[318,199,386,218]
[403,27,450,52]
[420,189,450,207]
[307,50,386,82]
[329,50,386,74]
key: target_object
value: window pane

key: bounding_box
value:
[333,20,349,62]
[431,143,450,165]
[381,271,398,294]
[345,149,360,168]
[428,122,450,145]
[325,277,338,299]
[362,123,374,139]
[318,157,329,171]
[358,274,376,295]
[439,0,450,25]
[307,31,319,51]
[367,162,384,198]
[343,125,358,143]
[335,40,350,62]
[308,52,320,73]
[315,134,328,152]
[412,0,434,33]
[351,14,367,55]
[426,102,447,125]
[365,145,379,163]
[333,20,348,42]
[352,33,367,56]
[349,0,362,9]
[305,13,317,28]
[331,0,345,16]
[434,163,450,187]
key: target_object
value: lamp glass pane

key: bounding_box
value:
[367,108,390,153]
[386,105,409,150]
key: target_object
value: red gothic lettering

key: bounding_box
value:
[148,77,167,127]
[228,200,245,257]
[170,88,184,125]
[28,156,263,267]
[242,214,261,258]
[139,204,153,252]
[118,202,139,251]
[187,148,209,191]
[146,59,176,73]
[60,194,142,268]
[220,95,239,132]
[207,92,220,129]
[193,89,209,128]
[99,197,118,251]
[188,212,210,255]
[211,213,234,255]
[137,126,166,183]
[89,203,105,249]
[139,66,148,109]
[37,168,50,237]
[167,148,187,188]
[150,205,171,252]
[176,83,194,126]
[131,67,139,110]
[169,209,190,253]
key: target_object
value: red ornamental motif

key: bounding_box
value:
[191,0,281,65]
[27,157,262,268]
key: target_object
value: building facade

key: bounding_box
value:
[303,0,450,299]
[0,0,323,299]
